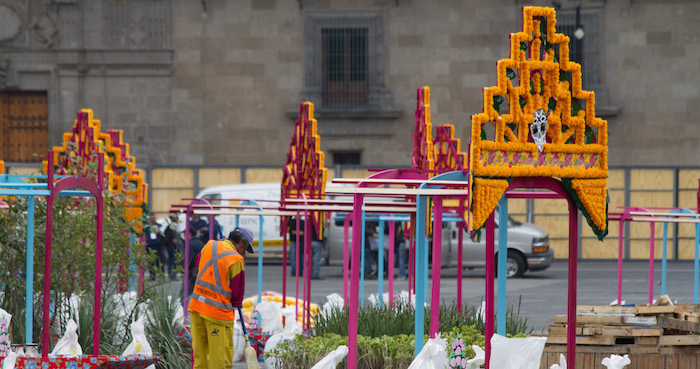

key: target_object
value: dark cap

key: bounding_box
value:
[234,227,255,253]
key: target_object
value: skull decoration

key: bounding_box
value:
[530,108,548,152]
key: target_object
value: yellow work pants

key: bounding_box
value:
[191,311,234,369]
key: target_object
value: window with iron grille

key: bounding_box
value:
[305,13,382,111]
[556,9,601,91]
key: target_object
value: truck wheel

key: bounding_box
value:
[496,251,526,278]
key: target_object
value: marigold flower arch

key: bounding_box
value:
[42,109,148,230]
[280,102,328,240]
[469,6,608,239]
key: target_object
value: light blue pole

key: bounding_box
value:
[414,193,427,356]
[129,233,137,292]
[377,220,385,307]
[26,196,35,344]
[660,208,698,300]
[360,208,367,308]
[497,195,508,336]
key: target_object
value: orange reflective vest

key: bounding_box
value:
[188,240,244,321]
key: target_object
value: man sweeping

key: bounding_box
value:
[188,227,255,369]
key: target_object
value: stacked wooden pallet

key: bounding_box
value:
[546,302,700,347]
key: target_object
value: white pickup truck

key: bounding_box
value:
[323,208,553,278]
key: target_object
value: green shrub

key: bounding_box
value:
[271,299,531,369]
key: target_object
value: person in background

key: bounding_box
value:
[189,227,254,369]
[146,213,166,280]
[182,226,205,311]
[288,217,324,279]
[189,214,209,243]
[164,213,183,280]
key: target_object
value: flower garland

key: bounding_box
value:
[469,6,608,236]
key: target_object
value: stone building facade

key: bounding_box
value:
[0,0,698,168]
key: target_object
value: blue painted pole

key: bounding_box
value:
[360,208,366,308]
[414,193,427,356]
[497,195,508,336]
[377,220,385,307]
[129,233,137,292]
[26,196,35,344]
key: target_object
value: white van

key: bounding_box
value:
[190,182,346,261]
[194,182,284,258]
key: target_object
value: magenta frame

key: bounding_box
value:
[42,150,105,357]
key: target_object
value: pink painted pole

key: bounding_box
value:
[457,219,464,313]
[388,220,395,307]
[347,192,364,369]
[184,218,191,318]
[649,221,655,304]
[484,212,495,369]
[93,153,105,356]
[305,209,311,331]
[567,201,578,369]
[617,213,626,304]
[343,214,350,306]
[430,198,443,337]
[282,230,288,309]
[294,211,301,322]
[409,233,414,306]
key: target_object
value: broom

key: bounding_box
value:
[238,307,261,369]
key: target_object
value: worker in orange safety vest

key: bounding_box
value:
[188,226,254,369]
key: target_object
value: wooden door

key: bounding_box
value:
[0,92,48,162]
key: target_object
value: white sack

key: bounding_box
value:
[50,319,82,357]
[255,300,283,335]
[466,345,485,369]
[407,334,449,369]
[310,345,349,369]
[601,354,631,369]
[488,334,547,369]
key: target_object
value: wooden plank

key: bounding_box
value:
[545,335,616,345]
[548,325,599,336]
[601,326,664,337]
[634,336,660,346]
[658,314,700,333]
[637,305,677,315]
[659,335,700,346]
[577,305,637,314]
[554,315,625,325]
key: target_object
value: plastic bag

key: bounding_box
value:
[0,308,12,357]
[321,293,344,318]
[601,354,631,369]
[407,334,449,369]
[488,334,546,369]
[310,345,349,369]
[466,345,485,369]
[232,321,245,362]
[264,307,304,369]
[122,318,153,356]
[255,300,283,335]
[50,319,82,357]
[2,351,17,369]
[122,318,155,369]
[549,353,567,369]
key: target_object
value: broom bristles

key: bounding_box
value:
[244,340,260,369]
